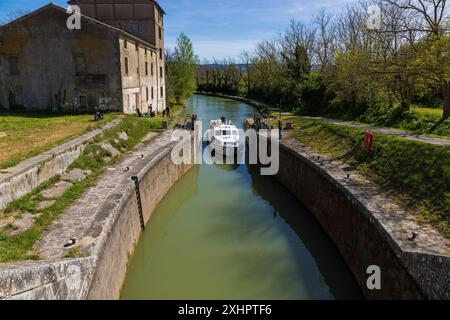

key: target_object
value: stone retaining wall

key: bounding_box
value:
[0,130,196,299]
[0,119,121,210]
[276,138,449,300]
[0,258,95,299]
[87,137,195,299]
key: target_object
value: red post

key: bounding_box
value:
[364,132,374,156]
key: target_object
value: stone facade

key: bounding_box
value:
[119,37,165,114]
[0,2,166,113]
[70,0,166,113]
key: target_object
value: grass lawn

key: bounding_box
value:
[270,105,450,140]
[411,105,443,119]
[277,116,450,238]
[0,111,118,169]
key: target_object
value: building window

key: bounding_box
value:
[151,63,154,76]
[145,62,148,76]
[159,48,163,60]
[124,40,128,49]
[151,87,154,99]
[159,27,162,40]
[160,66,163,78]
[125,57,129,75]
[145,49,147,56]
[160,86,164,98]
[9,56,19,75]
[146,87,149,101]
[135,43,138,51]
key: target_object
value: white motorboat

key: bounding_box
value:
[206,118,241,156]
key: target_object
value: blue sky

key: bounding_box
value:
[0,0,356,60]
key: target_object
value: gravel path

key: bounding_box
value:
[306,117,450,147]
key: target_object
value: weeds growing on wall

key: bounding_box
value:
[0,115,162,262]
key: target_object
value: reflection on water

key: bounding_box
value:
[120,95,362,300]
[213,163,240,171]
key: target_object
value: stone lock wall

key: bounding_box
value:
[0,130,196,300]
[87,141,194,299]
[275,142,450,300]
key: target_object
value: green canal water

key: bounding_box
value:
[120,95,362,300]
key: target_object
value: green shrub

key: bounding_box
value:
[357,104,450,136]
[299,72,333,115]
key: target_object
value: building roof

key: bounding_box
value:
[154,1,166,15]
[66,0,166,15]
[0,3,158,51]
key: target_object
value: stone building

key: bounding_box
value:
[0,1,166,114]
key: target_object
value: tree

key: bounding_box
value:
[196,0,449,119]
[166,33,198,103]
[413,35,450,118]
[382,0,450,118]
[239,51,255,96]
[313,9,337,71]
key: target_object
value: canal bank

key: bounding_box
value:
[0,130,197,299]
[248,124,449,300]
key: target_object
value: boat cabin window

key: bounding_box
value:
[215,129,238,136]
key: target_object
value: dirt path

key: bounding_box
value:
[306,116,450,147]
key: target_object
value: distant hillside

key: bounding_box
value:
[198,63,320,72]
[198,64,248,71]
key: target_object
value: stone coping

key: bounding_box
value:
[34,131,174,261]
[0,258,96,300]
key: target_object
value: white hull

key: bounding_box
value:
[206,119,242,161]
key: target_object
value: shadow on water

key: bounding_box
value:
[133,165,200,272]
[247,164,363,299]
